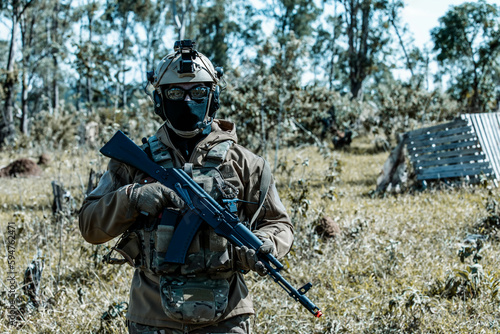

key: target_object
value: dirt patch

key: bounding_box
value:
[315,216,341,238]
[0,158,42,177]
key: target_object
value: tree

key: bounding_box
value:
[170,0,193,41]
[73,0,124,112]
[195,0,229,67]
[387,1,413,78]
[103,0,148,109]
[19,0,47,134]
[47,0,72,115]
[312,1,346,90]
[431,0,500,113]
[1,0,36,145]
[267,0,320,168]
[73,0,99,112]
[135,0,168,77]
[340,0,392,100]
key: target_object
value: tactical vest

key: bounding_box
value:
[103,135,237,324]
[136,135,238,277]
[105,135,271,325]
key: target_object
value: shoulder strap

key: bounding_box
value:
[203,140,233,168]
[148,135,174,169]
[250,159,272,229]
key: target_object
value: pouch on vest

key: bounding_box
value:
[159,275,229,325]
[152,208,182,274]
[150,168,234,276]
[152,223,233,276]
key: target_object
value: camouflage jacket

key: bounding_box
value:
[78,119,294,329]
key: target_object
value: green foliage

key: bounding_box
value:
[373,81,462,142]
[338,0,394,99]
[3,0,497,153]
[475,189,500,240]
[195,0,230,67]
[272,0,320,43]
[431,0,500,113]
[133,0,169,73]
[29,111,78,150]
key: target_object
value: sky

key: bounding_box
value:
[392,0,498,86]
[401,0,481,50]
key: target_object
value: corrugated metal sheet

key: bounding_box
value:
[463,112,500,181]
[402,112,500,182]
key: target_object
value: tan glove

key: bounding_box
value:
[235,237,275,276]
[128,182,184,217]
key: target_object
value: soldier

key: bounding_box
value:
[78,40,294,334]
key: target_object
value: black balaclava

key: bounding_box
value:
[163,95,211,133]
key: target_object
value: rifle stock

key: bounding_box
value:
[100,130,323,318]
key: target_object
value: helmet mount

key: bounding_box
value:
[175,40,197,74]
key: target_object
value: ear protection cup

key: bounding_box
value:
[208,85,220,117]
[153,90,166,120]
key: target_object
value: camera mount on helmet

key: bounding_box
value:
[174,40,198,74]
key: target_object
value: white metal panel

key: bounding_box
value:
[463,112,500,181]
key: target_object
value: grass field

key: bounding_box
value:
[1,137,499,333]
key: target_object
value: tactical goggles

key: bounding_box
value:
[165,86,210,101]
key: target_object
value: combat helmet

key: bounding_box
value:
[145,40,224,138]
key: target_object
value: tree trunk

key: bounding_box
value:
[345,0,371,100]
[259,85,267,159]
[389,16,414,79]
[172,0,192,40]
[114,83,119,111]
[21,69,29,135]
[345,0,357,98]
[470,73,481,113]
[120,13,129,107]
[52,2,60,115]
[351,81,363,100]
[52,57,59,115]
[2,6,19,144]
[87,9,94,112]
[76,80,80,111]
[328,2,338,91]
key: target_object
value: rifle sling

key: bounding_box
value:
[249,160,272,230]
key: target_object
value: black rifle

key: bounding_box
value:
[100,130,323,318]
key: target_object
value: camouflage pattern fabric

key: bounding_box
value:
[127,315,251,333]
[159,276,230,324]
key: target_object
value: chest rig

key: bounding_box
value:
[104,133,273,325]
[138,135,238,278]
[145,135,239,325]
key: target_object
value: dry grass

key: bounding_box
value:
[1,138,499,333]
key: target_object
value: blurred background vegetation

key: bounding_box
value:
[0,0,499,156]
[1,1,500,332]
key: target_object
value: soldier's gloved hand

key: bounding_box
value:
[235,238,275,276]
[128,182,184,217]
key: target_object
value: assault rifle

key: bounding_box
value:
[100,130,323,318]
